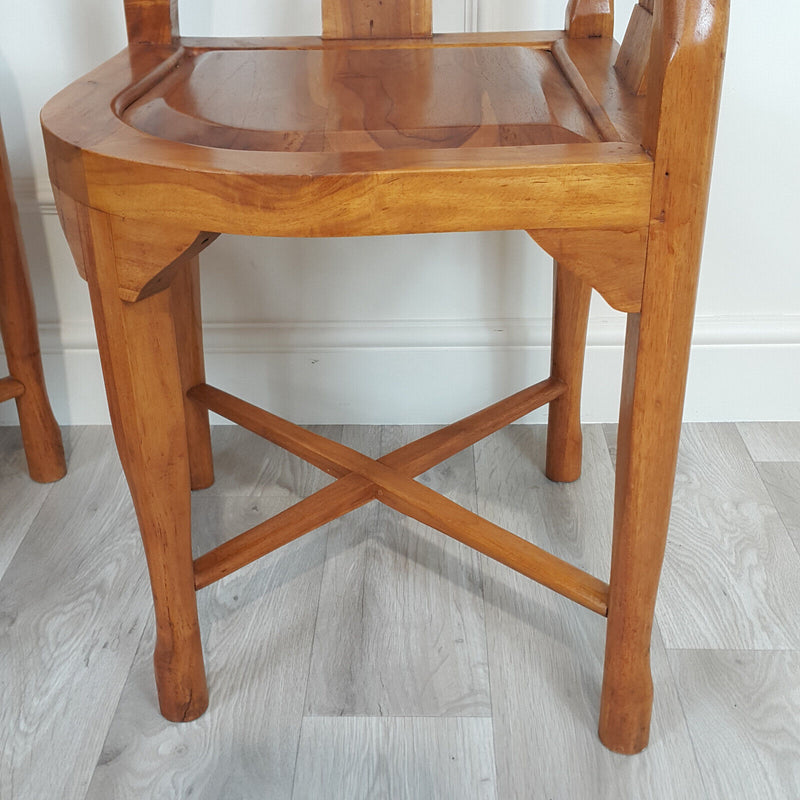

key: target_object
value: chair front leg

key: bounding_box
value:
[599,310,689,754]
[81,207,208,722]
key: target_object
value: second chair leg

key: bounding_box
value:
[82,207,208,721]
[0,119,65,483]
[171,257,214,490]
[546,262,591,482]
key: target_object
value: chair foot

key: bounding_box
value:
[17,393,66,483]
[598,655,653,754]
[153,634,210,722]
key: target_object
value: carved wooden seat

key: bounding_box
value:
[40,0,728,754]
[0,119,65,483]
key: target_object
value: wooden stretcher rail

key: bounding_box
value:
[190,382,609,615]
[0,376,25,403]
[192,378,565,587]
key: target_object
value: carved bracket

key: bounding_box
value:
[108,216,218,302]
[53,190,218,303]
[527,228,647,312]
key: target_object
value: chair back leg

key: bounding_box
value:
[546,262,591,483]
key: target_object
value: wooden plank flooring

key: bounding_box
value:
[1,422,798,799]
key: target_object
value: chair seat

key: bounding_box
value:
[123,45,602,152]
[42,34,651,239]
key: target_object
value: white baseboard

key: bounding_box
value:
[0,316,798,425]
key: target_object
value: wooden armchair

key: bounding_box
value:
[41,0,728,753]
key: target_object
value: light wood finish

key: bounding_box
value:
[322,0,432,40]
[293,717,497,799]
[0,119,66,483]
[72,204,208,722]
[306,425,490,717]
[476,425,707,799]
[656,425,800,650]
[0,428,60,579]
[0,428,149,800]
[124,0,178,45]
[566,0,614,39]
[668,650,800,800]
[546,264,591,482]
[528,227,647,312]
[41,0,729,755]
[551,38,621,141]
[4,423,800,798]
[616,2,654,95]
[193,377,565,587]
[599,0,729,753]
[757,461,800,553]
[737,421,800,462]
[89,491,330,799]
[0,376,24,402]
[191,382,609,614]
[170,258,214,490]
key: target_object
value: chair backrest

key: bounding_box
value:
[322,0,431,38]
[123,0,616,42]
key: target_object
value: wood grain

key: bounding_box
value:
[204,425,340,498]
[757,461,800,554]
[193,379,565,588]
[565,0,614,39]
[475,425,705,798]
[736,422,800,463]
[292,717,496,800]
[322,0,431,40]
[306,426,490,717]
[88,495,329,800]
[42,0,729,755]
[546,263,591,482]
[0,427,57,579]
[78,206,209,722]
[0,427,150,800]
[668,650,800,800]
[656,424,800,650]
[600,0,730,753]
[124,0,178,45]
[4,423,800,796]
[616,2,654,95]
[0,118,66,482]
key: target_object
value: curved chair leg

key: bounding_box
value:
[171,257,214,490]
[0,121,65,483]
[546,262,591,482]
[81,207,208,721]
[599,310,690,754]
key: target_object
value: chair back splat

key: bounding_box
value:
[42,0,729,758]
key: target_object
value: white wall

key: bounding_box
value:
[0,2,797,425]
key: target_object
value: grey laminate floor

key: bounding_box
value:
[1,422,798,800]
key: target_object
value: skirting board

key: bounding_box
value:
[0,317,798,425]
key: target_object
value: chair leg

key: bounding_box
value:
[171,257,214,490]
[599,312,688,753]
[82,207,208,721]
[546,262,591,482]
[0,122,65,483]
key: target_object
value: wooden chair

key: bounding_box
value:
[0,119,65,483]
[40,0,728,753]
